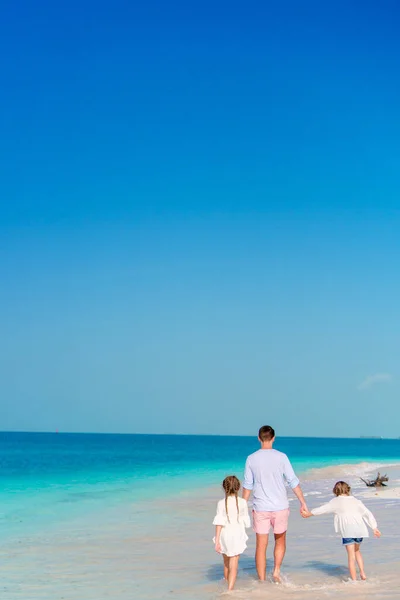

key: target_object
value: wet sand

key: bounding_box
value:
[1,462,399,599]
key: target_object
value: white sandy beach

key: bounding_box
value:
[360,487,400,500]
[1,462,399,599]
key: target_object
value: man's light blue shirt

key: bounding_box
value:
[243,449,300,512]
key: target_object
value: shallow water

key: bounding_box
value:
[1,462,400,598]
[1,434,400,598]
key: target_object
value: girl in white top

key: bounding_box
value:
[213,475,251,591]
[302,481,381,581]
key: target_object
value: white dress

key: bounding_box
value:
[311,495,378,538]
[213,496,251,557]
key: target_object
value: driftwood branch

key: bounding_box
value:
[360,472,389,487]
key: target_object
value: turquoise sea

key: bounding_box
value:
[2,432,400,599]
[2,432,400,543]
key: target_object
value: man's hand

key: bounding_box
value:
[292,485,308,516]
[300,502,309,516]
[301,509,313,518]
[374,528,381,538]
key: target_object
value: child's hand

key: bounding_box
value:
[373,528,381,538]
[215,541,222,553]
[301,509,313,518]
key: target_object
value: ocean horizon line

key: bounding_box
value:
[0,430,398,440]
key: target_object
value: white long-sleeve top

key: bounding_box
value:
[311,495,378,538]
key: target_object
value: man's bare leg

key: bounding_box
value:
[272,532,286,582]
[255,533,269,581]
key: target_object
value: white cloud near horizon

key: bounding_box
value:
[357,373,393,391]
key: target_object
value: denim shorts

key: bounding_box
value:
[342,537,363,546]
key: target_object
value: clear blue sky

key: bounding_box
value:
[1,0,399,437]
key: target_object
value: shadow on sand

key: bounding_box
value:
[206,555,257,582]
[306,560,348,578]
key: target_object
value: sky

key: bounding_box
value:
[1,0,400,437]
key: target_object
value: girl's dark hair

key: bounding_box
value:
[222,475,241,523]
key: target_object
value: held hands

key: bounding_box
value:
[300,504,312,518]
[374,528,382,538]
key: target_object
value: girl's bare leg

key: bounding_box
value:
[223,554,229,581]
[346,545,357,581]
[355,544,366,580]
[227,555,240,591]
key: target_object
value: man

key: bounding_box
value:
[243,425,308,582]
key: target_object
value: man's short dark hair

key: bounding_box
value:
[258,425,275,442]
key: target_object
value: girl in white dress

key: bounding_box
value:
[302,481,381,581]
[213,475,251,591]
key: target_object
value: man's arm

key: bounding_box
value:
[242,487,251,501]
[242,458,253,501]
[292,484,308,513]
[283,456,308,513]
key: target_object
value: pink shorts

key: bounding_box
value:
[253,509,290,535]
